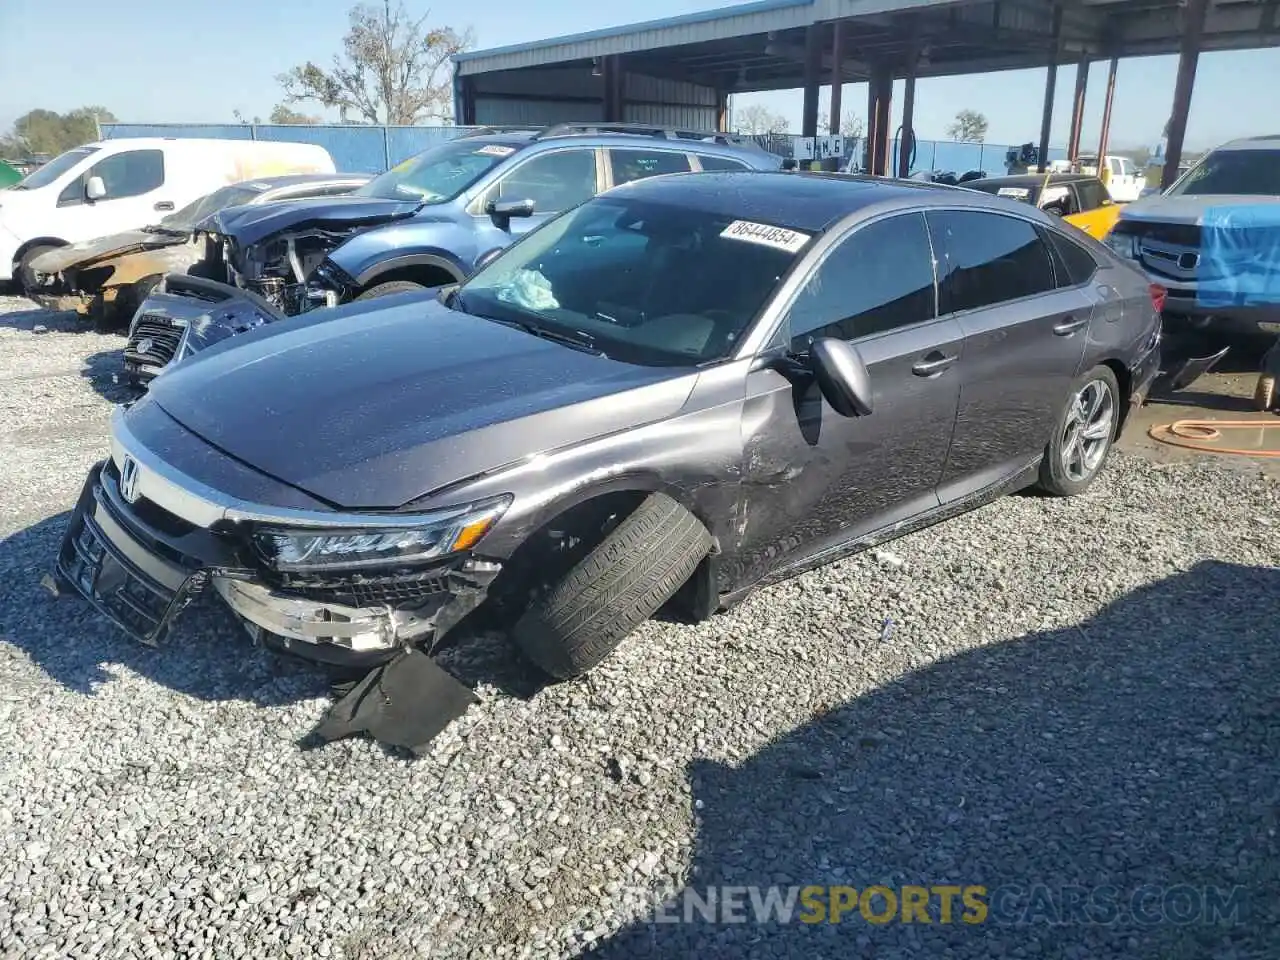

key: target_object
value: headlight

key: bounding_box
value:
[1105,232,1137,259]
[253,495,512,572]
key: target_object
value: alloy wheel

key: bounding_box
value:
[1061,379,1116,483]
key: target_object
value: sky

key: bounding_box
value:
[1,0,1278,152]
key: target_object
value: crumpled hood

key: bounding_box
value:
[1120,194,1280,227]
[198,195,422,247]
[147,298,695,509]
[31,227,185,273]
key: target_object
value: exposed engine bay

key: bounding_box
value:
[196,227,360,316]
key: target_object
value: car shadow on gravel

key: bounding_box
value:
[592,559,1280,960]
[0,305,82,333]
[0,513,330,708]
[80,348,143,405]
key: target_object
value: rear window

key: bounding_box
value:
[1041,226,1099,287]
[696,153,750,171]
[609,149,692,186]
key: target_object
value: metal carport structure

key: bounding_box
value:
[454,0,1280,185]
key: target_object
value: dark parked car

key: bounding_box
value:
[56,171,1162,687]
[116,124,782,383]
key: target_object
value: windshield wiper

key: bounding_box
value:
[460,304,602,355]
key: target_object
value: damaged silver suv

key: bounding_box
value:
[56,171,1161,702]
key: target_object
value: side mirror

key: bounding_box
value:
[485,197,535,229]
[473,246,504,273]
[85,176,107,201]
[807,337,873,417]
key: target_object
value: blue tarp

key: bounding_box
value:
[1198,205,1280,307]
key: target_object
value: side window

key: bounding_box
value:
[89,150,165,200]
[785,213,936,351]
[1077,179,1109,210]
[695,153,750,171]
[492,149,597,215]
[57,176,85,205]
[928,210,1057,313]
[1041,227,1099,287]
[609,149,692,186]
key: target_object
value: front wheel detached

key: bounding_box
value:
[511,493,712,680]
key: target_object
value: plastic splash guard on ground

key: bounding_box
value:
[1197,204,1280,308]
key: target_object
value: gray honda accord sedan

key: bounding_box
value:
[56,170,1162,681]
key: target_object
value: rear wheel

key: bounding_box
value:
[511,493,712,680]
[355,280,428,301]
[1037,364,1121,496]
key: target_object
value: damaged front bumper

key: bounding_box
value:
[123,274,285,385]
[56,453,502,668]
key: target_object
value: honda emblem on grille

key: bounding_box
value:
[136,337,154,355]
[119,456,142,503]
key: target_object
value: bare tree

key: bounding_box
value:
[819,112,865,140]
[946,109,989,143]
[278,1,475,124]
[734,104,790,136]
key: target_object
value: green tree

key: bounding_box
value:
[0,106,116,156]
[946,109,988,143]
[269,104,322,125]
[278,0,474,124]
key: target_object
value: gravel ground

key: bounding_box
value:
[1,294,1278,960]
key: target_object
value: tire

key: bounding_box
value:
[15,244,59,294]
[1037,364,1122,497]
[355,280,428,301]
[511,493,713,680]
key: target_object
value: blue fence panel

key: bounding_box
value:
[101,123,1072,178]
[385,126,473,167]
[101,123,254,141]
[100,123,483,174]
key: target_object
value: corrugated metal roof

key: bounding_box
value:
[454,0,816,75]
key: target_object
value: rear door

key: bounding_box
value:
[926,209,1093,500]
[603,147,693,188]
[734,212,964,587]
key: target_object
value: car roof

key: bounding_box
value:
[606,170,1001,233]
[248,172,371,191]
[1217,135,1280,151]
[971,173,1098,188]
[449,130,773,160]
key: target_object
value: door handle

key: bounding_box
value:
[153,201,174,211]
[911,353,956,377]
[1053,316,1089,336]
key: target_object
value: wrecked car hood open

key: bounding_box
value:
[146,298,695,509]
[31,228,188,274]
[198,195,422,246]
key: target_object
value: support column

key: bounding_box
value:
[601,56,625,122]
[898,55,917,177]
[1038,4,1063,172]
[827,22,844,170]
[866,64,893,176]
[716,91,729,132]
[1067,55,1090,162]
[1095,55,1119,172]
[1162,0,1208,190]
[802,24,822,140]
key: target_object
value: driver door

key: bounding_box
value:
[55,148,168,241]
[472,147,601,254]
[732,212,964,590]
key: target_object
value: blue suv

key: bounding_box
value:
[121,123,781,382]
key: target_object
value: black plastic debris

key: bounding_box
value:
[307,648,479,755]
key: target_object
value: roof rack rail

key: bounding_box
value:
[455,125,541,139]
[532,122,764,148]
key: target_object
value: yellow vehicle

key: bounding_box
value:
[963,173,1124,240]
